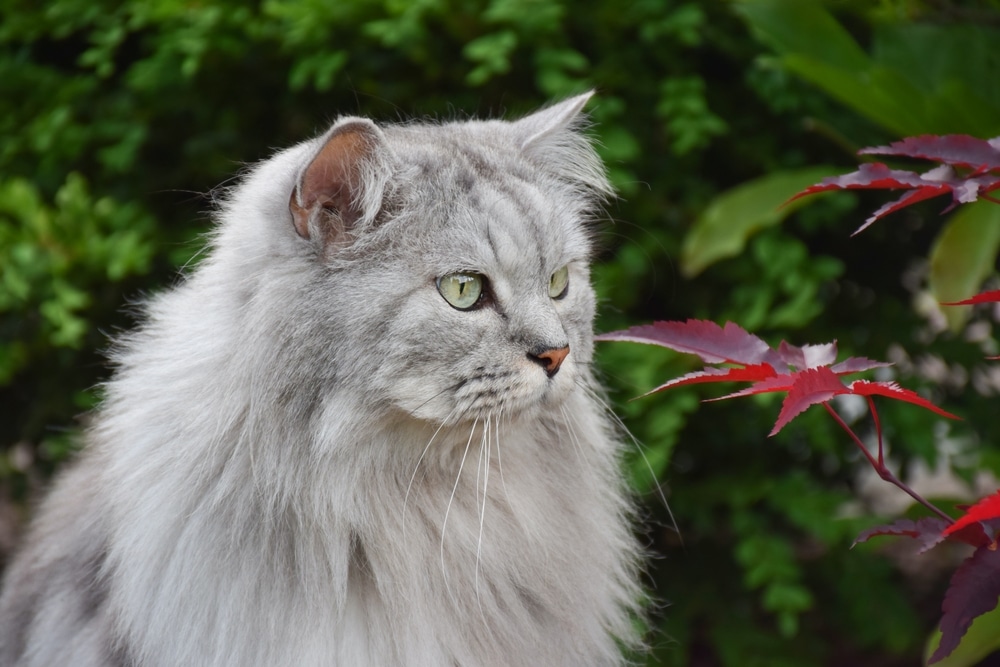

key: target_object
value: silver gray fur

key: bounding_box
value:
[0,93,642,666]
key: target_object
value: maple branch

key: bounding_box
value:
[822,401,878,467]
[821,402,954,524]
[865,396,884,468]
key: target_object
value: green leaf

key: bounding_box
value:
[289,51,349,92]
[764,583,813,637]
[734,0,869,73]
[738,0,1000,137]
[483,0,564,32]
[929,202,1000,331]
[873,23,1000,137]
[656,76,727,155]
[534,47,590,97]
[463,31,518,86]
[639,3,704,46]
[681,166,835,277]
[926,604,1000,667]
[780,55,929,137]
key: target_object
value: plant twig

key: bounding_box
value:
[822,402,954,524]
[866,397,884,468]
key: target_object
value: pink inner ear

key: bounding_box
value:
[290,123,375,243]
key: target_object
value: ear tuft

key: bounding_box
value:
[290,119,384,248]
[514,91,594,150]
[513,91,613,200]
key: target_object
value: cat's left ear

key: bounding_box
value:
[513,91,613,199]
[513,91,594,150]
[290,119,387,249]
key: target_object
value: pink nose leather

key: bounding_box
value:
[531,346,569,377]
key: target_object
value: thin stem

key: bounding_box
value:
[822,402,878,467]
[822,402,954,524]
[865,396,884,468]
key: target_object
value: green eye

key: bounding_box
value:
[549,265,569,299]
[437,272,484,310]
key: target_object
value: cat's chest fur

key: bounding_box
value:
[0,93,641,667]
[100,410,629,667]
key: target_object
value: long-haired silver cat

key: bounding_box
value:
[0,93,642,666]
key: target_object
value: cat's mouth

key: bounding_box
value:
[445,363,571,421]
[390,358,574,425]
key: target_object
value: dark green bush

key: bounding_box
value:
[3,0,1000,664]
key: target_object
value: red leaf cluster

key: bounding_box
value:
[857,492,1000,663]
[788,135,1000,235]
[598,318,984,663]
[792,135,1000,341]
[605,133,1000,663]
[596,319,956,435]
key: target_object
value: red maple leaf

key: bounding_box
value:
[769,366,849,435]
[855,514,996,554]
[859,135,1000,173]
[940,289,1000,306]
[944,491,1000,542]
[849,496,1000,665]
[931,547,1000,663]
[847,380,959,420]
[940,290,1000,359]
[596,319,952,436]
[854,517,952,553]
[597,319,784,367]
[787,134,1000,234]
[638,363,778,398]
[855,508,1000,664]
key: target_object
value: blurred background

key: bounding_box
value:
[3,0,1000,664]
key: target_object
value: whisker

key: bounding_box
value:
[493,407,529,538]
[494,407,512,508]
[559,403,588,469]
[475,413,492,625]
[441,416,478,607]
[409,381,466,421]
[583,382,682,544]
[403,404,460,538]
[475,415,488,520]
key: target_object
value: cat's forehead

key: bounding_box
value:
[387,123,593,271]
[387,121,529,185]
[457,178,589,269]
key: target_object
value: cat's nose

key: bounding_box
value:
[528,345,570,378]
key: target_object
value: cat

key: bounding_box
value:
[0,92,642,667]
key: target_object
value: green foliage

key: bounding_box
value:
[929,202,1000,329]
[736,0,1000,334]
[3,0,999,665]
[681,166,837,277]
[737,0,1000,137]
[712,229,845,331]
[656,76,728,156]
[927,606,1000,667]
[0,174,155,373]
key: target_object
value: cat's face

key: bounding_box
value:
[287,94,609,426]
[378,164,598,424]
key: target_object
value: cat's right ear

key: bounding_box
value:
[290,119,386,249]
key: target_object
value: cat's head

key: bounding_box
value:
[243,93,612,426]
